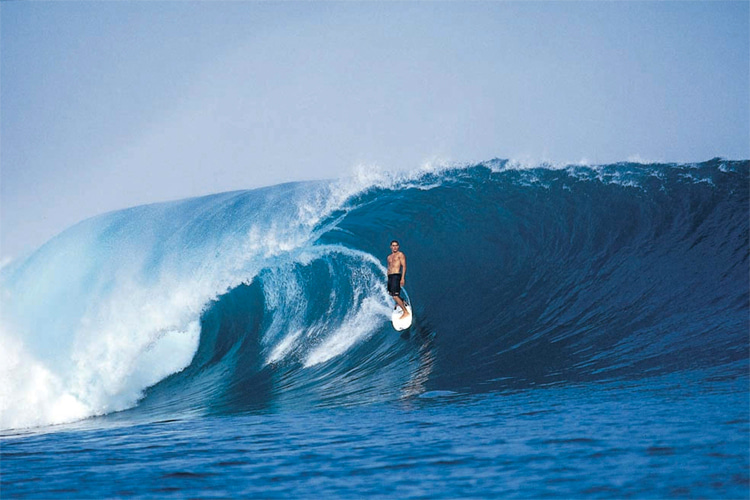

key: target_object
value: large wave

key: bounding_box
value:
[1,159,747,429]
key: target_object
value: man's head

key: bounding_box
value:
[390,240,400,252]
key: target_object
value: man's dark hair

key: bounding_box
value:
[391,240,399,245]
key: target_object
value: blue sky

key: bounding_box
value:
[2,1,748,259]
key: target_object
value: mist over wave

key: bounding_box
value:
[1,158,747,430]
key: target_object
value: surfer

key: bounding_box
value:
[387,240,410,320]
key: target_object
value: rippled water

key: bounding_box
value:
[3,370,747,499]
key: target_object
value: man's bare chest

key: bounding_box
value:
[388,253,402,268]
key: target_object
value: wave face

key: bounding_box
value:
[1,159,747,429]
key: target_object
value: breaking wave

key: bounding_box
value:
[1,158,747,429]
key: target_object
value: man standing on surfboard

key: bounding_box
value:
[387,240,410,320]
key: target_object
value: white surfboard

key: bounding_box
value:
[391,305,413,331]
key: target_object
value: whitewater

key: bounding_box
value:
[1,158,747,498]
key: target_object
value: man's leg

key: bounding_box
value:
[393,295,410,319]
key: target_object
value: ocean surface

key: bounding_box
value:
[1,159,748,498]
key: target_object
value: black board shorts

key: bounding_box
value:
[387,273,402,297]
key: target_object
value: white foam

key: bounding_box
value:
[336,159,464,198]
[679,172,715,185]
[0,329,89,429]
[303,296,390,367]
[497,156,568,172]
[266,328,305,365]
[0,258,209,430]
[626,154,659,165]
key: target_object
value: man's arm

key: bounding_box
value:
[400,253,406,285]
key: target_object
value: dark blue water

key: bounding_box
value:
[3,372,747,498]
[1,159,748,497]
